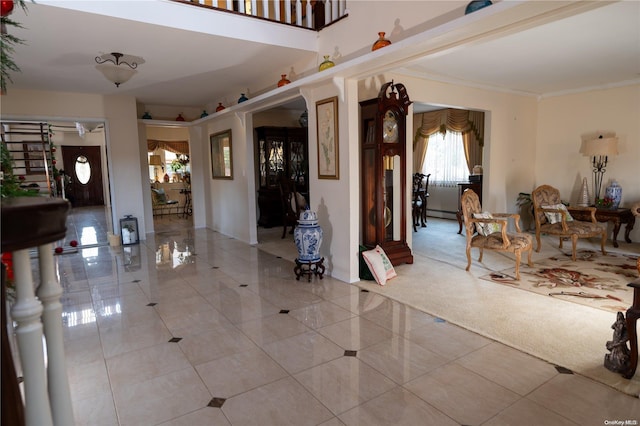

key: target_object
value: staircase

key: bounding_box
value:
[1,122,57,197]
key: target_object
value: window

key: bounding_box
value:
[421,130,468,186]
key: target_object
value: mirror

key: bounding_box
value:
[210,129,233,179]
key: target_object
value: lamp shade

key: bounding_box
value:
[96,64,137,87]
[149,155,162,166]
[582,136,619,157]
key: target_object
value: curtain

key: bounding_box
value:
[147,140,189,155]
[414,108,484,173]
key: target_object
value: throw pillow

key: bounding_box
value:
[542,203,573,224]
[473,212,502,236]
[151,188,167,204]
[361,245,397,286]
[359,245,375,281]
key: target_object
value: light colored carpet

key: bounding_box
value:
[257,218,640,396]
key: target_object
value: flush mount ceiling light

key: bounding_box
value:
[95,52,145,87]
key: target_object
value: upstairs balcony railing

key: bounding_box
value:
[176,0,348,30]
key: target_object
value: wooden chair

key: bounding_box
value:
[411,173,430,231]
[279,177,306,239]
[531,184,606,261]
[461,189,533,280]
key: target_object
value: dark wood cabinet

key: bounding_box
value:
[255,126,308,228]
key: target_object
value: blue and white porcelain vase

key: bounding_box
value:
[294,207,323,263]
[605,180,622,209]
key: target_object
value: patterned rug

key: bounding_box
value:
[480,250,639,313]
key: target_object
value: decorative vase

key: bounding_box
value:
[372,32,391,51]
[215,102,225,112]
[176,113,185,121]
[298,110,308,128]
[318,55,335,71]
[238,93,248,103]
[577,177,590,207]
[142,111,152,119]
[605,180,622,209]
[277,74,291,87]
[465,0,493,15]
[294,207,323,263]
[200,110,208,118]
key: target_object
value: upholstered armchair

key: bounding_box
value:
[460,189,533,280]
[531,184,606,261]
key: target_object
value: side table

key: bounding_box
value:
[567,207,635,248]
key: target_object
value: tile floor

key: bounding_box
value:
[33,207,640,424]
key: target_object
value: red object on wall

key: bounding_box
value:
[1,252,13,282]
[175,113,185,121]
[1,0,14,17]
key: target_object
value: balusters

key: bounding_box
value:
[11,249,53,426]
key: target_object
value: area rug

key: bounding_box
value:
[480,250,639,313]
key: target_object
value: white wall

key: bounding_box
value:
[202,113,254,242]
[536,84,640,242]
[1,89,146,239]
[389,72,539,215]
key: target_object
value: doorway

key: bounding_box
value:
[61,145,105,207]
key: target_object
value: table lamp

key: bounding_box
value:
[581,132,618,204]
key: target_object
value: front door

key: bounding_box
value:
[61,145,104,207]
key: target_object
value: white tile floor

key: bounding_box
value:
[46,208,640,425]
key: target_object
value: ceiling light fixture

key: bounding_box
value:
[95,52,145,87]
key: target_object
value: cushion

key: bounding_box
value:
[542,203,573,224]
[473,212,502,236]
[361,245,397,286]
[151,188,167,204]
[358,245,375,281]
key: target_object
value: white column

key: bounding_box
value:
[284,0,292,24]
[325,0,331,26]
[274,0,280,21]
[11,249,53,426]
[296,0,302,26]
[37,243,74,426]
[332,0,339,22]
[305,0,312,28]
[261,0,269,19]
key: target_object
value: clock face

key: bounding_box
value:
[382,110,399,143]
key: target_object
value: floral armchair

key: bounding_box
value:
[461,189,533,280]
[531,184,606,261]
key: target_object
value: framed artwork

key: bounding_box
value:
[316,96,339,179]
[210,129,233,179]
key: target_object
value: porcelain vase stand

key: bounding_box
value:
[294,257,325,282]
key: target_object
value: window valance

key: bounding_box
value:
[416,108,484,147]
[147,140,189,155]
[413,108,484,175]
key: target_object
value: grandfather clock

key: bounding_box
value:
[360,81,413,265]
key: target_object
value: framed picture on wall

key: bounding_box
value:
[316,96,339,179]
[210,129,233,179]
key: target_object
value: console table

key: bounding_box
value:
[567,207,635,248]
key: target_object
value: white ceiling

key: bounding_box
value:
[5,1,640,111]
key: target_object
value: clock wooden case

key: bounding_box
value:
[360,81,413,265]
